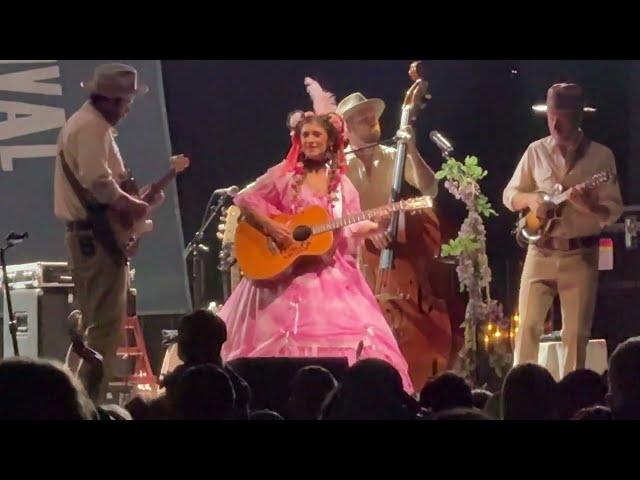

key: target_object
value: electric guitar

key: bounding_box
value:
[107,155,190,257]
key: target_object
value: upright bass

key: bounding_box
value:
[359,62,453,390]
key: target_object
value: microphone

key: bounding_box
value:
[213,186,240,197]
[429,130,454,155]
[5,231,28,246]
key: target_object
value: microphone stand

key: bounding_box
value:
[378,61,430,283]
[219,261,231,303]
[1,236,26,356]
[379,118,411,275]
[185,194,229,309]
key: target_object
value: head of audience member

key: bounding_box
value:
[0,357,95,420]
[125,394,172,421]
[572,405,613,421]
[320,358,412,420]
[607,337,640,420]
[502,363,558,420]
[556,369,607,420]
[286,365,337,420]
[433,407,491,421]
[177,309,227,366]
[172,364,235,420]
[420,372,473,413]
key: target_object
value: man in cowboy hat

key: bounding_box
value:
[54,63,156,403]
[337,92,438,226]
[503,83,623,378]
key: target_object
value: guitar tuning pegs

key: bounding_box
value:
[218,224,226,232]
[216,232,224,241]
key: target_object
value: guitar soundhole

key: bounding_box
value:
[293,225,312,242]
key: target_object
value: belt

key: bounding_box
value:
[537,235,599,252]
[66,220,93,232]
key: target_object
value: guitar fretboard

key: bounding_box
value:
[553,174,608,205]
[311,201,413,235]
[143,169,177,203]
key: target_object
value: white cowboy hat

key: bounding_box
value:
[337,92,385,121]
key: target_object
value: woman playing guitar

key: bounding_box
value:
[217,87,414,393]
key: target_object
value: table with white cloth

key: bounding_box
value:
[537,339,608,381]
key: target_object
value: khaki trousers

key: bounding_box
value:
[66,230,128,404]
[514,244,599,379]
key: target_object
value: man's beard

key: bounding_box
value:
[355,129,381,146]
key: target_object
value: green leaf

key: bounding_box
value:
[441,242,458,257]
[469,165,483,177]
[435,171,447,180]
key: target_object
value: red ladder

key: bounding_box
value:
[115,315,158,394]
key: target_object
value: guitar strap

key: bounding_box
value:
[561,136,591,188]
[59,151,126,266]
[546,136,592,236]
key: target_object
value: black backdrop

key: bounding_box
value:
[162,60,634,314]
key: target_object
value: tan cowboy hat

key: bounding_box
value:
[532,83,596,114]
[337,92,386,121]
[81,63,149,99]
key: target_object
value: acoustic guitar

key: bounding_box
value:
[235,196,433,281]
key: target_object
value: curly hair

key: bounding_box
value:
[289,113,346,211]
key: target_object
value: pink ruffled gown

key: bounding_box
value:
[218,162,414,393]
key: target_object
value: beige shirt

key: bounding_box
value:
[345,145,438,211]
[503,135,623,239]
[54,101,127,222]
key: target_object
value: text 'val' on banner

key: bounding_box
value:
[0,60,191,315]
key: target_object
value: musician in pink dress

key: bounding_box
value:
[218,80,413,392]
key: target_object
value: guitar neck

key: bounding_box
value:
[311,202,408,235]
[553,178,600,206]
[142,168,177,203]
[554,190,572,205]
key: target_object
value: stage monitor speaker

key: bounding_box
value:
[594,214,640,355]
[227,357,349,414]
[2,287,74,362]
